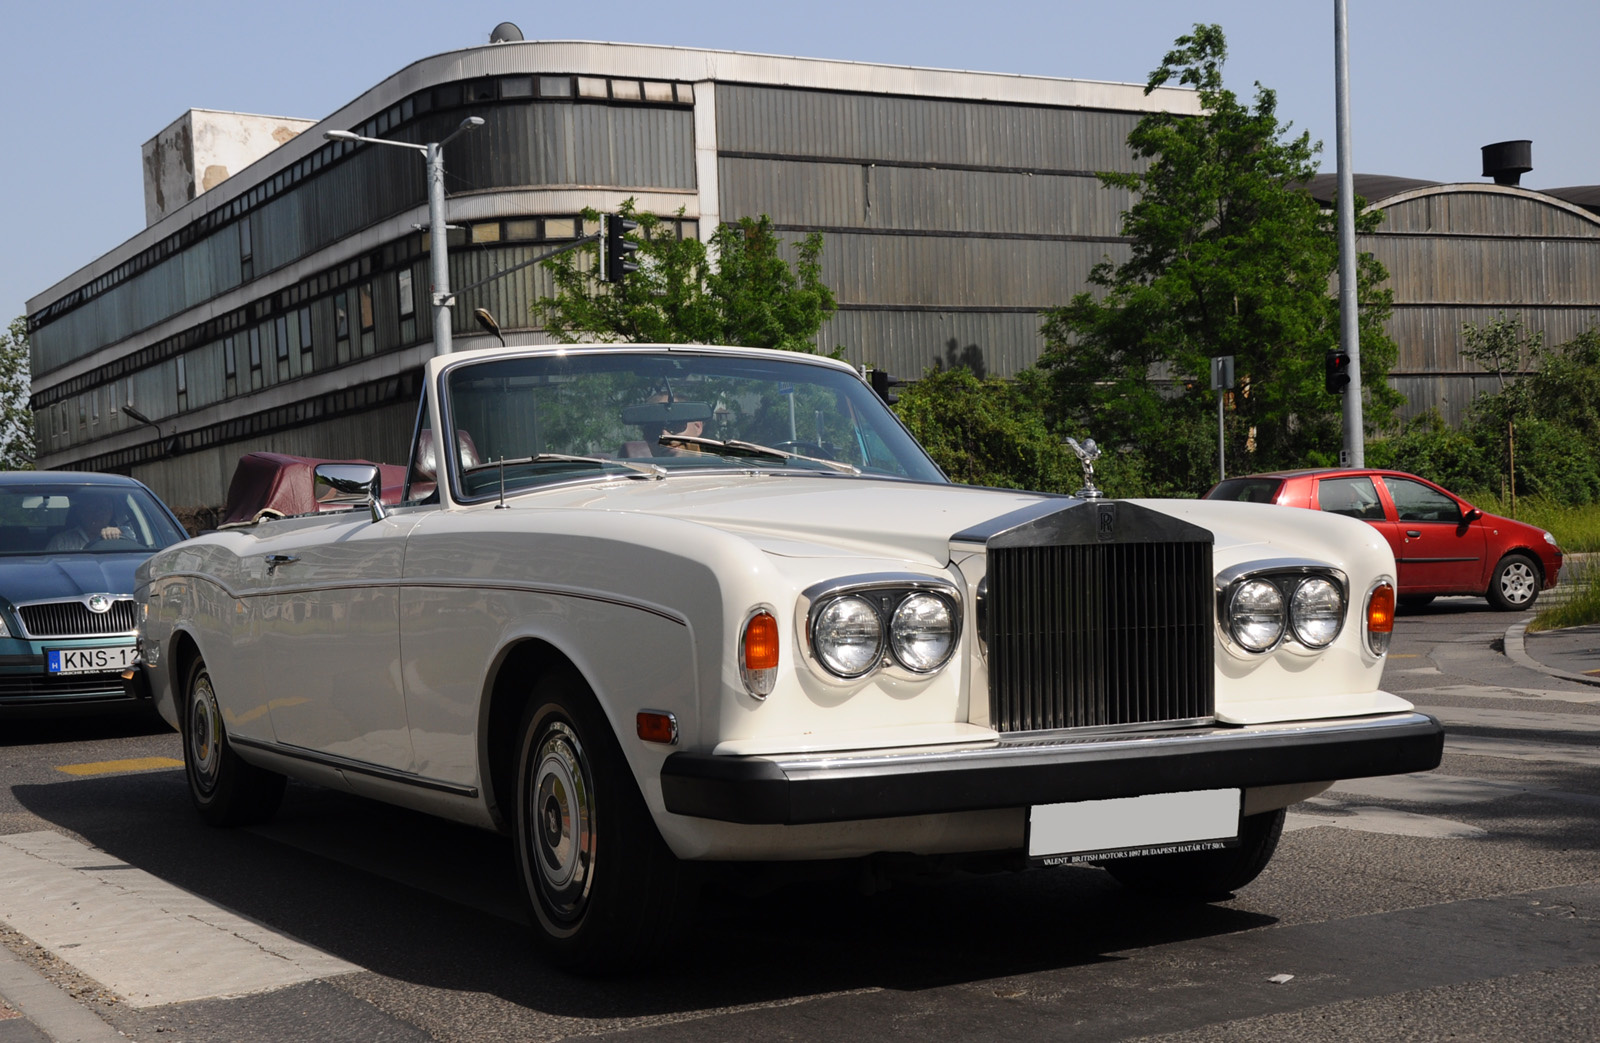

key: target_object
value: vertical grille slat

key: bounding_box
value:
[987,541,1213,733]
[19,599,139,639]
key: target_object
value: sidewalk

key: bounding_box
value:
[1507,621,1600,688]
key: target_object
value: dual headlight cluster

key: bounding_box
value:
[803,579,961,681]
[1221,568,1347,653]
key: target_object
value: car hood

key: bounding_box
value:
[509,475,1317,566]
[1,552,149,605]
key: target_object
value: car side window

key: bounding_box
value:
[1385,477,1463,524]
[1316,477,1385,520]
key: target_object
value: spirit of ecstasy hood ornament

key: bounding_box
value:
[1064,437,1103,500]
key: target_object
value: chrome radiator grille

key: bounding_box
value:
[986,541,1214,732]
[19,599,139,639]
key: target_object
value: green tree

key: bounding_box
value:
[894,368,1081,491]
[1,316,36,471]
[1037,24,1400,495]
[534,204,836,352]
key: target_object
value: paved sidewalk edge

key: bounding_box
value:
[0,945,123,1043]
[1504,621,1600,689]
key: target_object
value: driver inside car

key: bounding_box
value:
[46,493,126,551]
[619,392,712,457]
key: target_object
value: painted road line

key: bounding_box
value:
[1286,803,1486,839]
[1443,735,1600,766]
[0,831,357,1009]
[1328,772,1600,809]
[53,757,183,777]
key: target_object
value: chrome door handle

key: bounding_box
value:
[265,554,300,573]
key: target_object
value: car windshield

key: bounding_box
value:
[440,351,946,498]
[1206,477,1284,504]
[0,483,187,556]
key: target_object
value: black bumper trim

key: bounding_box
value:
[660,712,1444,824]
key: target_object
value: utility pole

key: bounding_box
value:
[1335,0,1364,465]
[325,116,483,355]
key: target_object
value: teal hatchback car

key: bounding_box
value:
[1,471,187,714]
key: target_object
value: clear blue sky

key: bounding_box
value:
[4,0,1594,331]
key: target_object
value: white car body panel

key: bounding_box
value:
[137,343,1438,867]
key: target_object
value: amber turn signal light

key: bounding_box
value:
[636,711,678,745]
[743,612,780,670]
[1365,583,1395,655]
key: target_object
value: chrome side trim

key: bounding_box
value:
[231,735,479,797]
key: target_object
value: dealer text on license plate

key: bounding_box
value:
[47,646,137,675]
[1028,789,1242,866]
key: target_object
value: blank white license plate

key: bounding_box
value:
[46,646,137,675]
[1028,789,1241,865]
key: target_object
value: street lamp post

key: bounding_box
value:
[324,116,483,354]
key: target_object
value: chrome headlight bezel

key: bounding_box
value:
[799,574,963,684]
[1217,560,1348,657]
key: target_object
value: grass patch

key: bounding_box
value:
[1458,492,1600,553]
[1529,568,1600,632]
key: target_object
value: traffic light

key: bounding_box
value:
[603,213,639,284]
[869,367,905,404]
[1325,350,1351,394]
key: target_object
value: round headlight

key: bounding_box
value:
[812,596,883,677]
[889,593,956,673]
[1290,577,1344,648]
[1229,579,1285,652]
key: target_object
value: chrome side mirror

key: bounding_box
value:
[313,463,387,522]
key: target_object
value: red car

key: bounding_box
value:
[1205,469,1563,611]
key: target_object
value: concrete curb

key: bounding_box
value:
[0,945,124,1043]
[1504,621,1600,689]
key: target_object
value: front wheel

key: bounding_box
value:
[182,657,285,826]
[1486,553,1541,611]
[1104,807,1286,900]
[514,674,694,973]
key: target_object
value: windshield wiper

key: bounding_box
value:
[658,436,861,475]
[463,454,666,479]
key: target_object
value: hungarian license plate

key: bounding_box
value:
[1028,789,1242,866]
[46,646,137,675]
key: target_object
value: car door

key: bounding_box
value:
[1375,475,1487,594]
[1312,475,1399,553]
[243,510,423,771]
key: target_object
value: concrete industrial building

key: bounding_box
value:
[24,34,1600,508]
[25,36,1199,507]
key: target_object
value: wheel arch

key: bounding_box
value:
[480,638,598,834]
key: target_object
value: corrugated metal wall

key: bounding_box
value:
[717,86,1138,379]
[1366,189,1600,424]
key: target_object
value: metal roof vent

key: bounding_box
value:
[490,22,524,43]
[1482,140,1532,186]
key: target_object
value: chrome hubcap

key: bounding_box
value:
[528,721,595,925]
[188,672,221,794]
[1501,562,1536,605]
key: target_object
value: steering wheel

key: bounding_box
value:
[84,535,138,550]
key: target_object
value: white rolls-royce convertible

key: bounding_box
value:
[133,343,1441,972]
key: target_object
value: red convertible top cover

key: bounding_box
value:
[220,452,406,527]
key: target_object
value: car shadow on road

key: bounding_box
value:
[9,770,1278,1021]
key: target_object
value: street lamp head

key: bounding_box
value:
[323,129,360,142]
[461,117,485,131]
[123,405,152,425]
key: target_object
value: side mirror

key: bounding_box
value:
[1462,507,1483,523]
[314,463,387,522]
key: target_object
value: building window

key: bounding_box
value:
[240,220,253,282]
[359,283,376,356]
[249,326,263,390]
[275,315,290,380]
[398,270,416,343]
[335,291,351,364]
[176,356,188,402]
[225,335,237,378]
[299,307,313,372]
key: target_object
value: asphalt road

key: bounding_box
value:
[2,599,1598,1043]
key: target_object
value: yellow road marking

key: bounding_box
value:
[55,757,183,777]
